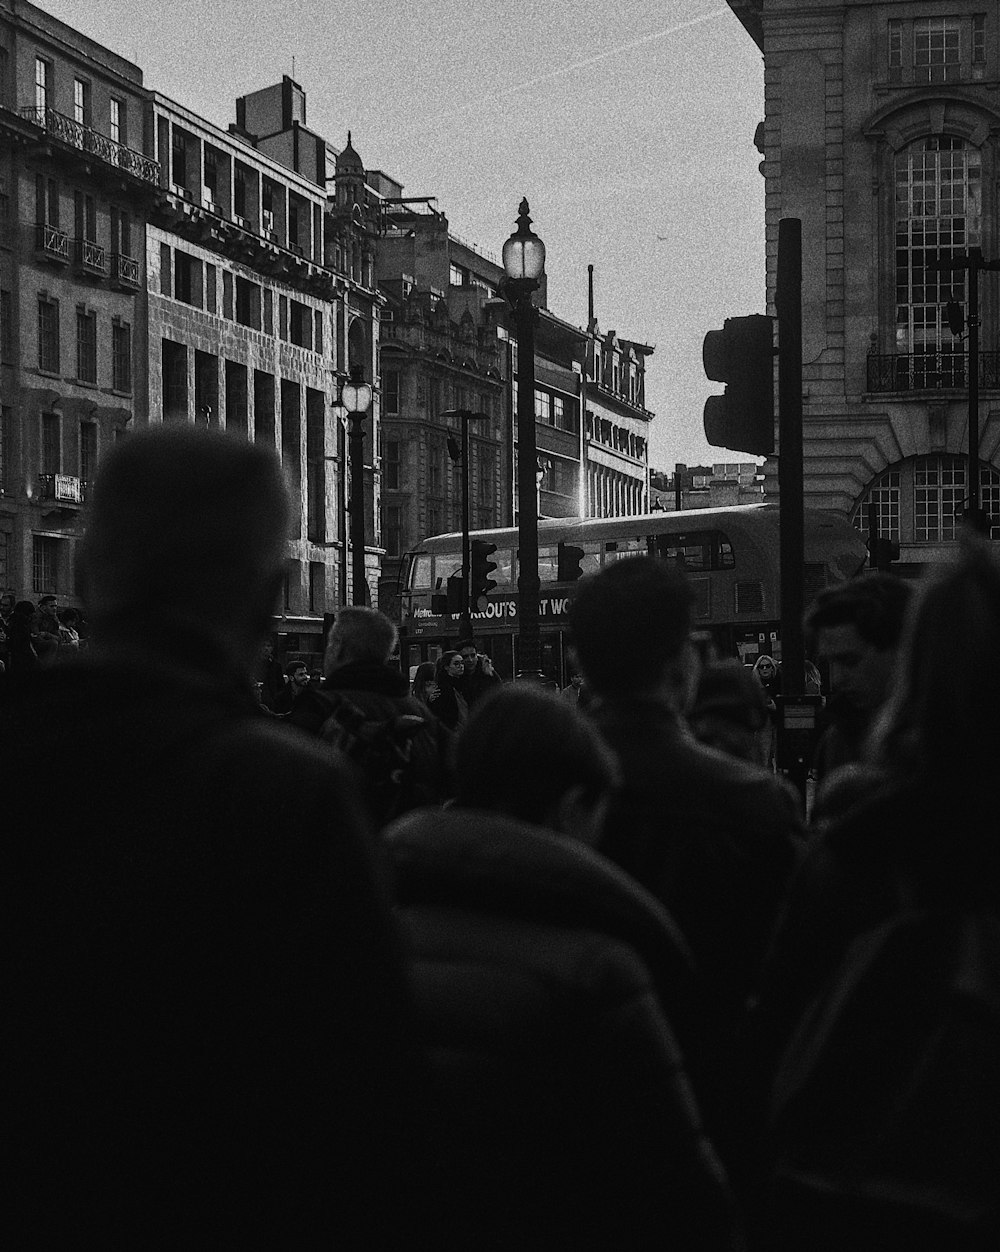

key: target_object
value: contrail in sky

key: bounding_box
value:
[407,8,729,134]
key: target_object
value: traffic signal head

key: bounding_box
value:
[702,313,775,456]
[470,539,498,607]
[446,571,465,616]
[557,541,585,582]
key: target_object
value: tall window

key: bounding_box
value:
[888,19,903,81]
[383,369,400,415]
[41,411,61,474]
[74,191,96,242]
[76,307,97,383]
[73,78,90,126]
[37,296,59,373]
[534,388,549,422]
[33,535,58,594]
[895,136,980,383]
[112,320,132,392]
[384,505,403,555]
[79,421,97,483]
[384,439,401,489]
[110,98,124,145]
[35,175,58,226]
[0,288,12,363]
[914,16,960,82]
[0,404,10,493]
[973,14,987,65]
[34,57,48,113]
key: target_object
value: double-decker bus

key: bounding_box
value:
[398,504,869,684]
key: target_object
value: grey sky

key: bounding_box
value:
[42,0,766,472]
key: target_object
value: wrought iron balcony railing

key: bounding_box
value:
[34,221,69,261]
[37,473,86,504]
[868,351,1000,392]
[74,237,106,275]
[111,252,140,287]
[20,105,160,186]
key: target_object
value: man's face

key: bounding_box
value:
[290,666,310,690]
[0,596,13,616]
[460,647,477,675]
[815,622,894,713]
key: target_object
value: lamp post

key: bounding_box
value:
[443,408,490,638]
[341,365,372,605]
[502,198,545,682]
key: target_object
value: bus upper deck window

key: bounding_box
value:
[410,554,433,590]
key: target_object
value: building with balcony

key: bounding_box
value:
[375,190,507,614]
[0,0,153,603]
[230,78,384,619]
[729,0,1000,570]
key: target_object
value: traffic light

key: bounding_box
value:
[446,571,465,615]
[868,536,900,571]
[557,541,585,582]
[470,539,498,607]
[702,314,775,456]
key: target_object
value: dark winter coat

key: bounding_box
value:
[455,656,502,707]
[316,660,453,819]
[385,806,744,1251]
[590,695,805,1034]
[1,630,430,1247]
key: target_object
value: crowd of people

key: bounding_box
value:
[3,422,998,1248]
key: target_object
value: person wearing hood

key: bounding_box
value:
[318,606,452,822]
[384,684,744,1251]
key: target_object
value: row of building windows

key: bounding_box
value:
[37,411,99,480]
[33,175,135,262]
[33,54,129,145]
[585,410,646,460]
[34,294,131,391]
[159,243,323,350]
[534,388,579,434]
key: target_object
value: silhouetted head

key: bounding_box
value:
[871,541,1000,780]
[689,658,771,767]
[411,661,437,701]
[80,425,290,666]
[324,606,397,676]
[455,684,620,843]
[568,557,694,699]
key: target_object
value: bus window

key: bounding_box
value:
[539,545,560,583]
[603,536,645,563]
[433,552,463,590]
[410,553,433,591]
[652,530,735,571]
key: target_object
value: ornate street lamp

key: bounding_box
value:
[341,365,373,605]
[502,198,546,681]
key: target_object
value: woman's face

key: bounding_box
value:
[758,659,774,677]
[445,656,464,679]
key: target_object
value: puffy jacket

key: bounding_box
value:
[385,806,745,1251]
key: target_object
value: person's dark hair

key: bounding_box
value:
[80,425,290,636]
[326,606,398,669]
[455,638,477,654]
[411,661,437,703]
[13,600,36,621]
[38,595,56,609]
[286,660,308,678]
[804,573,912,652]
[567,557,693,696]
[455,685,619,824]
[870,541,1000,780]
[436,650,463,678]
[58,608,80,626]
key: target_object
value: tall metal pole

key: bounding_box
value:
[776,217,808,800]
[460,413,472,639]
[515,295,542,680]
[968,249,981,522]
[349,413,366,605]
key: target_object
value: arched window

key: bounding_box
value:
[853,455,1000,543]
[894,136,981,386]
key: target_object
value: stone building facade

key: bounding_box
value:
[148,90,372,655]
[583,317,653,517]
[730,0,1000,570]
[0,0,154,603]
